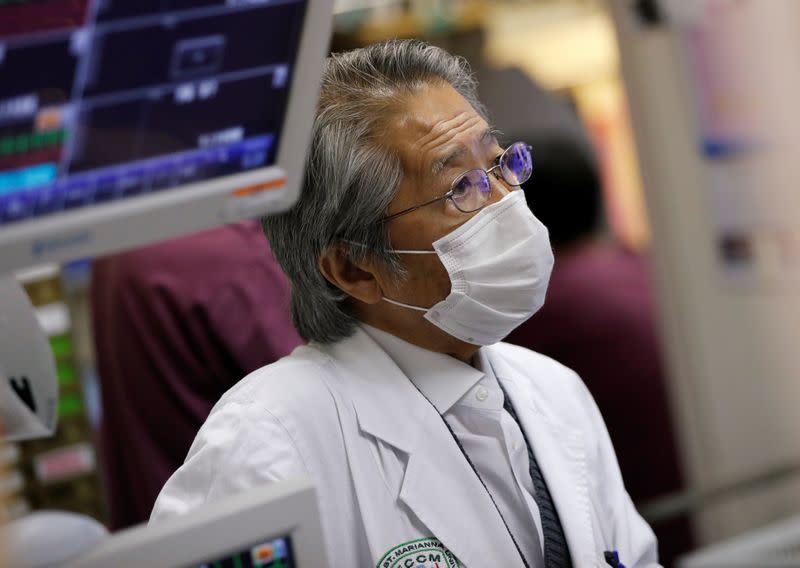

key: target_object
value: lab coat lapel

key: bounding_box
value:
[399,409,527,568]
[490,348,598,568]
[332,329,527,567]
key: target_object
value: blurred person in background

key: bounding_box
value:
[504,134,694,566]
[90,220,302,530]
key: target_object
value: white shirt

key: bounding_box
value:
[362,324,545,567]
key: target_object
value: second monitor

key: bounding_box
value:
[68,477,330,568]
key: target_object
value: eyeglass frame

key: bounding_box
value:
[383,142,532,222]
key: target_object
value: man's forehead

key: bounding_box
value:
[387,83,490,175]
[395,86,482,140]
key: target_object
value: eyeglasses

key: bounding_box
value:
[384,141,533,222]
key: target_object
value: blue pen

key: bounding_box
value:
[604,550,627,568]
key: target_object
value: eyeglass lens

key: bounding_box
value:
[451,169,492,212]
[500,142,533,186]
[450,142,532,212]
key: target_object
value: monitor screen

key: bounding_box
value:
[0,0,307,227]
[189,535,296,568]
[68,479,329,568]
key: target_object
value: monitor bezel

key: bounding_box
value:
[0,0,332,273]
[68,478,329,568]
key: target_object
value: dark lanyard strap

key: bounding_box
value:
[494,369,573,568]
[406,379,532,568]
[496,381,572,568]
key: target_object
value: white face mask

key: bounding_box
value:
[383,190,554,345]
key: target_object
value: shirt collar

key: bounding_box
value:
[464,348,505,412]
[360,323,485,414]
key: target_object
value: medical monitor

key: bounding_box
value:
[0,0,332,272]
[69,478,329,568]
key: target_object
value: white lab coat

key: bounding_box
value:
[151,327,660,568]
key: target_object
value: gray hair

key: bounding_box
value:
[263,39,485,343]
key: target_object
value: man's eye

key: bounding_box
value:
[451,176,471,198]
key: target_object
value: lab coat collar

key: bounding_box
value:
[360,323,484,414]
[487,344,598,568]
[323,326,427,453]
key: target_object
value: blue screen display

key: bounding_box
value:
[0,0,307,226]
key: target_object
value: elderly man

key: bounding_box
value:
[151,40,659,568]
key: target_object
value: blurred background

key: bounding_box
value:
[5,1,800,567]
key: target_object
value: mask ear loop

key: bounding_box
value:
[341,239,438,255]
[380,248,437,309]
[382,296,428,312]
[341,240,437,308]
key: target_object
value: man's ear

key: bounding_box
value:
[318,244,383,305]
